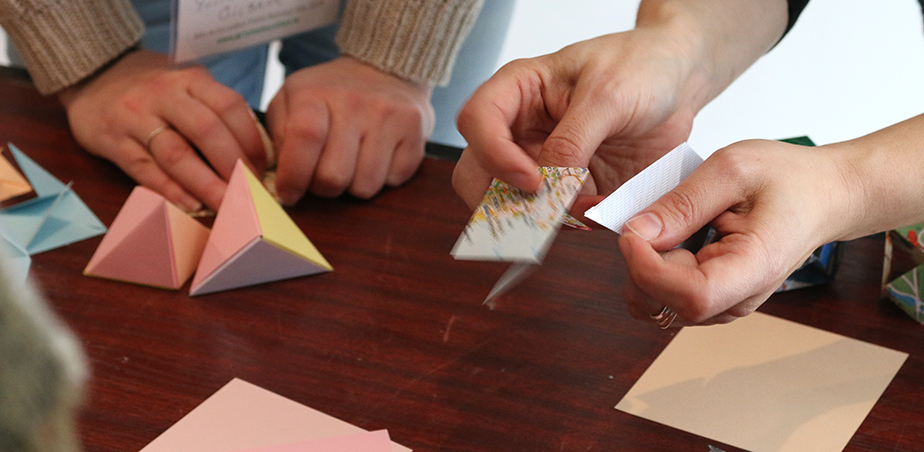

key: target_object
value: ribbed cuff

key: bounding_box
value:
[335,0,482,87]
[1,0,144,94]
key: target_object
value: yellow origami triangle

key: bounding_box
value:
[243,167,332,271]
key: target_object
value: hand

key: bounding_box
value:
[452,29,706,211]
[57,49,266,211]
[618,139,855,327]
[266,55,435,203]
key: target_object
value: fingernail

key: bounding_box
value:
[179,197,203,213]
[278,188,298,206]
[624,212,663,241]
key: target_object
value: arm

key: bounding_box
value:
[451,0,790,208]
[267,0,483,203]
[1,0,266,211]
[0,0,143,95]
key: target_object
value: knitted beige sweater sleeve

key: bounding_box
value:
[0,0,143,95]
[336,0,483,87]
[0,0,481,93]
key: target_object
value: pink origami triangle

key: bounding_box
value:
[189,162,262,293]
[190,160,330,296]
[84,186,210,289]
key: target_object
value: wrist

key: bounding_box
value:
[824,121,924,240]
[338,55,435,97]
[633,1,720,116]
[636,0,787,112]
[57,43,142,107]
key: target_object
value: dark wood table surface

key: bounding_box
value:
[1,67,922,452]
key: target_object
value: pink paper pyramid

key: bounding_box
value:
[84,186,210,289]
[189,160,332,296]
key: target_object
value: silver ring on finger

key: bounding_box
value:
[145,125,172,152]
[650,306,678,329]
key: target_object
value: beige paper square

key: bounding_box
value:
[616,312,907,452]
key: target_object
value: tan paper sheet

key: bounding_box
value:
[616,312,907,452]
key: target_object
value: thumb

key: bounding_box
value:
[536,96,613,168]
[622,166,735,251]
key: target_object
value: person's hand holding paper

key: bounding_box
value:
[617,139,849,326]
[452,29,695,214]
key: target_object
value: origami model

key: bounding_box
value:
[883,223,924,324]
[451,167,589,303]
[84,186,211,289]
[0,143,106,255]
[189,160,332,296]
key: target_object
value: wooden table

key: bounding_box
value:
[1,67,922,452]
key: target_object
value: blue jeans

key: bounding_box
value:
[133,0,269,108]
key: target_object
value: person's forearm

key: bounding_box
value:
[635,0,789,113]
[825,113,924,241]
[0,0,143,95]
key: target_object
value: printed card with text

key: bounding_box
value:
[171,0,339,63]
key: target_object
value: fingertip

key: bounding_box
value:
[624,212,664,241]
[276,182,303,206]
[504,168,544,193]
[177,195,203,213]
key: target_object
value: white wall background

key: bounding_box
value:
[493,0,924,155]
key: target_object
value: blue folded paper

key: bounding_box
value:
[0,144,106,261]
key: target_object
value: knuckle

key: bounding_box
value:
[189,116,223,141]
[387,162,421,187]
[152,142,189,168]
[658,188,701,227]
[349,181,379,199]
[213,91,249,116]
[122,150,156,175]
[712,145,761,181]
[313,172,350,197]
[455,102,479,135]
[287,120,326,143]
[674,293,714,324]
[541,133,584,166]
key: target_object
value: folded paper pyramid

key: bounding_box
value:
[189,160,332,296]
[883,223,924,324]
[0,144,106,255]
[84,186,210,289]
[0,145,36,207]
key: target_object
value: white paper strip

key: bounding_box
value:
[584,142,702,234]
